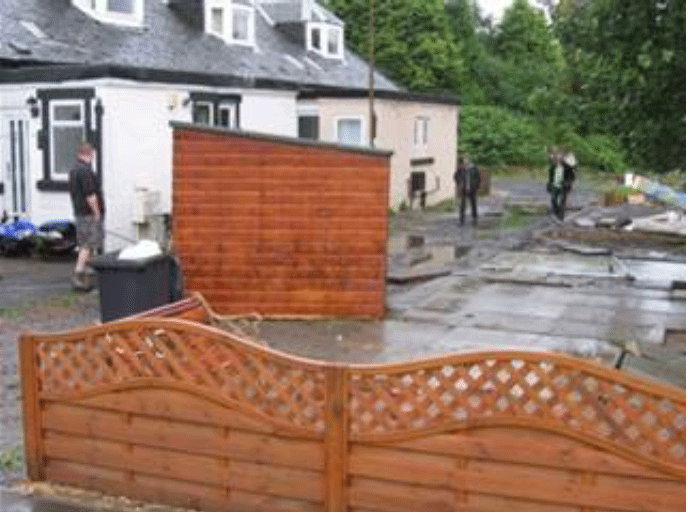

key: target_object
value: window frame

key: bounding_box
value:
[307,22,343,59]
[205,0,256,47]
[334,115,365,147]
[190,92,242,130]
[217,102,238,129]
[50,100,86,179]
[73,0,144,27]
[36,88,99,192]
[414,116,430,148]
[192,101,214,126]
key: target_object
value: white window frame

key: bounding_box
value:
[205,0,256,47]
[334,115,365,147]
[217,102,237,129]
[306,22,343,59]
[192,101,214,126]
[414,116,429,148]
[73,0,144,27]
[50,100,86,177]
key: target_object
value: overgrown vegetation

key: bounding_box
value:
[0,445,23,471]
[324,0,685,175]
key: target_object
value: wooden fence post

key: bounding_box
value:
[324,365,347,511]
[18,333,43,481]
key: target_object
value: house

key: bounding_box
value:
[297,88,459,209]
[0,0,457,252]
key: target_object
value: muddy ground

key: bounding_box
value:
[0,177,684,496]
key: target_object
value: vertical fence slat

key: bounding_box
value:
[325,366,347,511]
[19,333,43,480]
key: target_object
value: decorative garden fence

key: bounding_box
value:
[20,308,685,511]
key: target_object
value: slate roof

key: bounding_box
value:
[0,0,399,91]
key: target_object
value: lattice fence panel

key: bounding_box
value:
[348,356,686,468]
[35,323,327,433]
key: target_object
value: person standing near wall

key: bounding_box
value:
[68,142,104,291]
[454,155,480,226]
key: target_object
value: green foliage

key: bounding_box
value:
[460,105,547,166]
[557,131,627,173]
[0,446,23,471]
[554,0,686,172]
[324,0,466,93]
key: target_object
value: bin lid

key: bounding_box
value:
[91,251,171,271]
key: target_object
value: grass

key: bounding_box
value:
[0,291,91,320]
[0,445,23,471]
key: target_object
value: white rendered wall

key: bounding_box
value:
[313,98,458,208]
[1,79,298,252]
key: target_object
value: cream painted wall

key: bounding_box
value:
[313,98,458,208]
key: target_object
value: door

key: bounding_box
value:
[2,113,31,217]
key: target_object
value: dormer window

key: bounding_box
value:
[205,0,255,47]
[307,22,343,59]
[72,0,143,26]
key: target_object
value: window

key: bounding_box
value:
[36,88,99,191]
[190,93,241,129]
[232,7,251,42]
[307,22,343,59]
[51,102,85,177]
[336,117,363,146]
[310,27,321,51]
[205,1,255,46]
[327,27,339,55]
[73,0,143,26]
[414,116,429,147]
[298,116,319,140]
[192,102,213,125]
[107,0,134,13]
[210,7,224,36]
[218,103,237,129]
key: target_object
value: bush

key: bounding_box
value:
[460,105,547,166]
[558,132,627,173]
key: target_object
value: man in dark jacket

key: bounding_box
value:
[454,156,481,226]
[68,142,104,291]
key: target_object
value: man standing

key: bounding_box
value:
[546,146,576,220]
[68,142,104,291]
[454,155,480,226]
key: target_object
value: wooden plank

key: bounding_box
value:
[324,367,347,510]
[44,431,324,502]
[42,403,325,470]
[348,477,456,511]
[46,459,224,511]
[67,390,288,435]
[388,427,677,479]
[173,204,387,220]
[348,444,683,510]
[229,490,322,511]
[349,445,456,488]
[229,461,324,502]
[18,334,43,481]
[464,492,578,512]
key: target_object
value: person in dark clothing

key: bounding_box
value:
[546,146,577,220]
[68,142,104,291]
[454,156,481,226]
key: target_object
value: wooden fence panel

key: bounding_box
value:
[20,314,685,511]
[172,126,391,319]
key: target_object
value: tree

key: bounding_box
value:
[323,0,467,93]
[554,0,686,171]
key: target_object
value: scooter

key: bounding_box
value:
[0,214,36,256]
[0,211,77,257]
[34,219,77,257]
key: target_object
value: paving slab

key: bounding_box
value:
[0,489,88,512]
